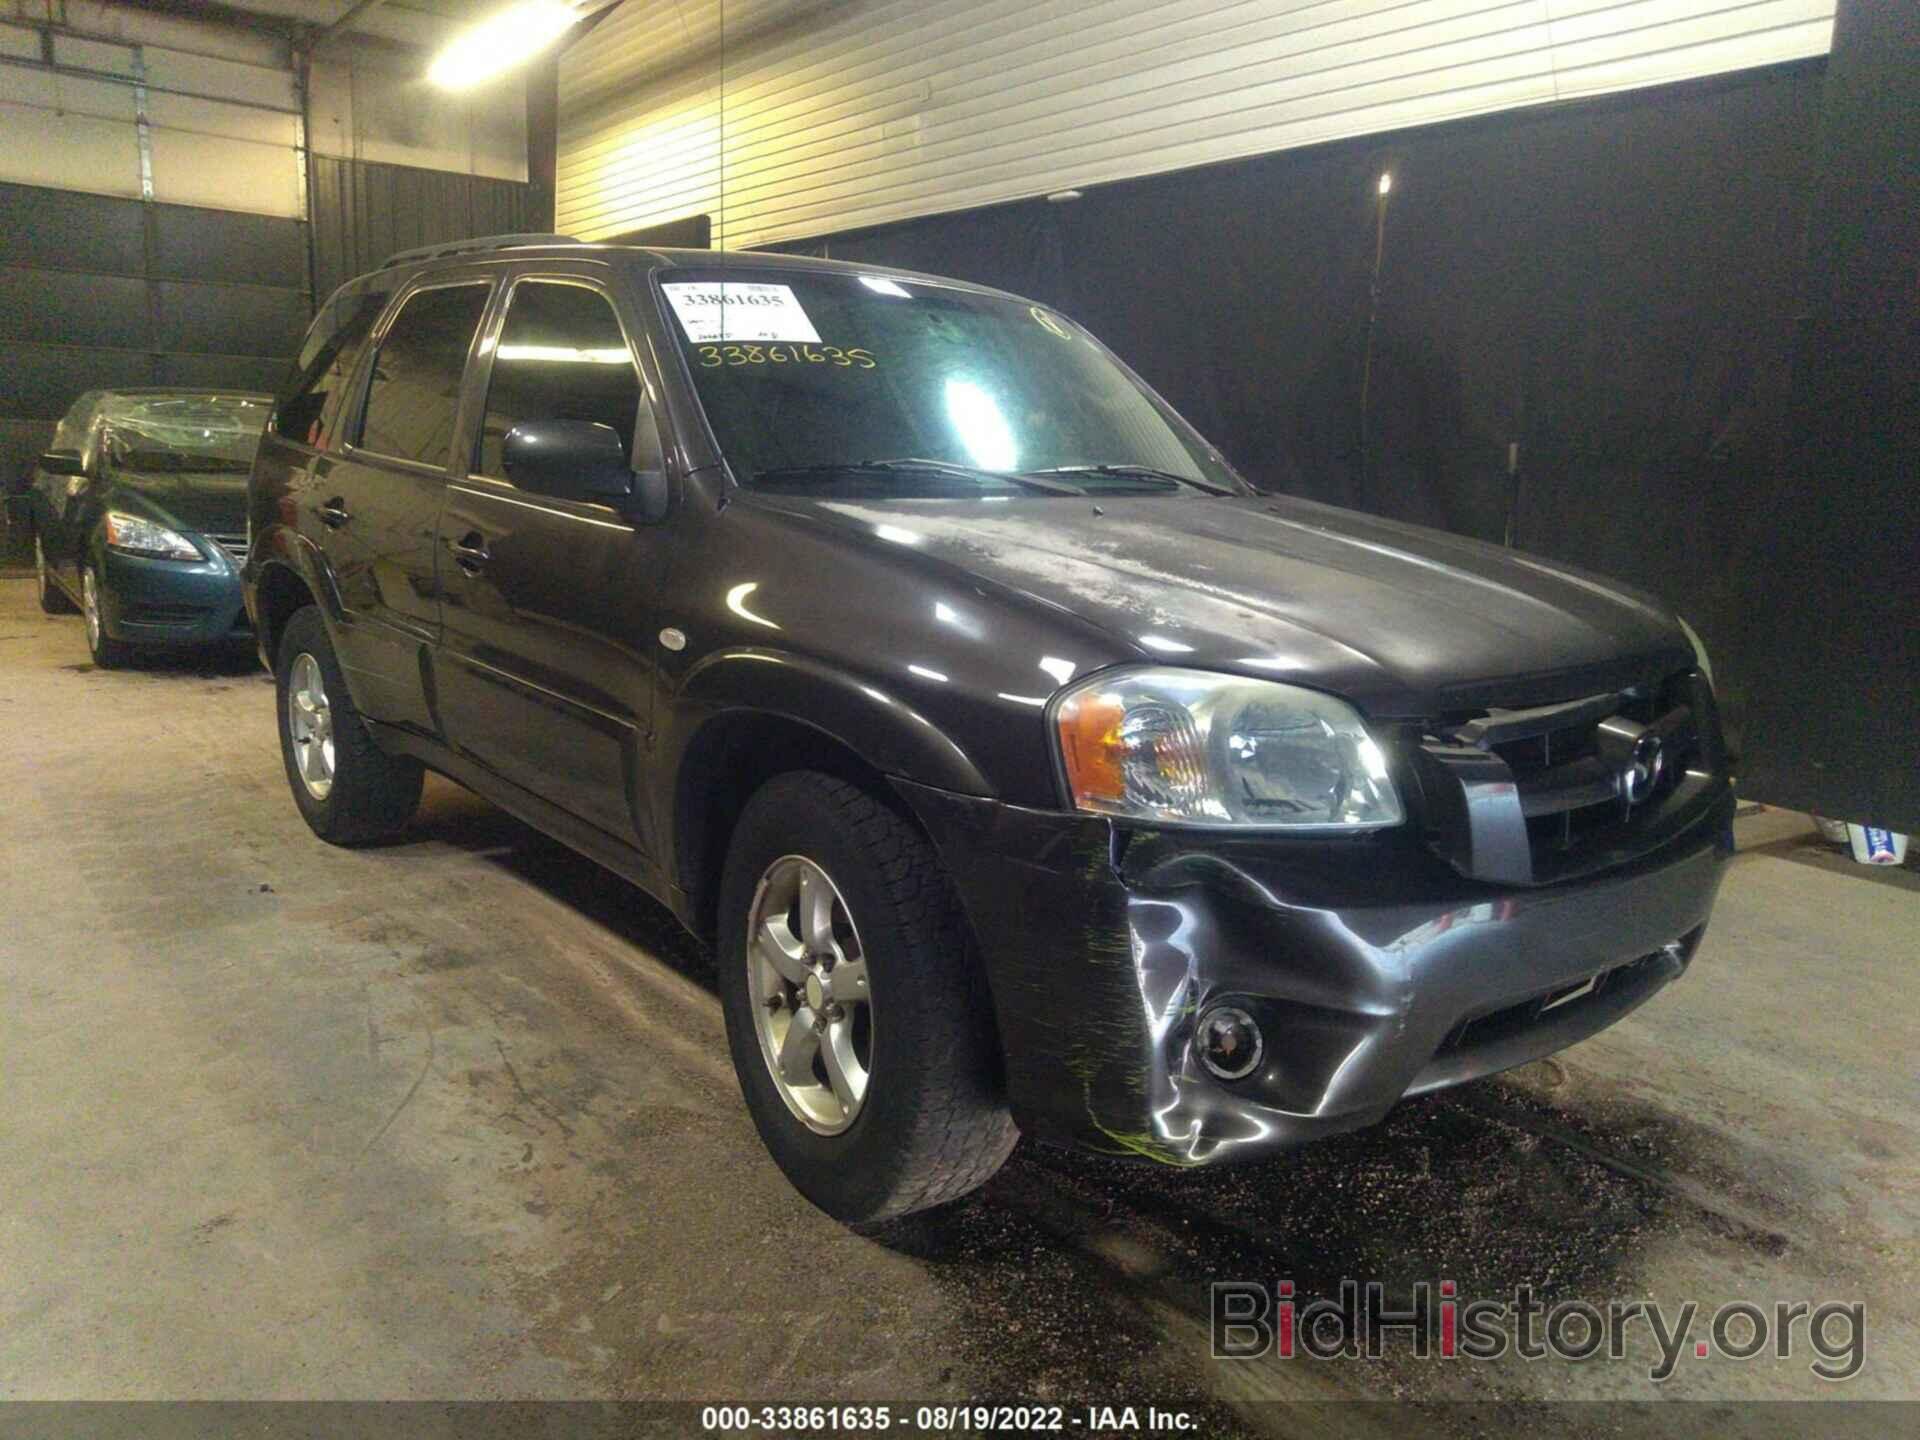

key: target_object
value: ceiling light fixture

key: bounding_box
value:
[427,1,579,91]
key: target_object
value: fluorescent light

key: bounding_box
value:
[872,524,922,545]
[428,1,577,92]
[1377,172,1393,196]
[907,664,949,683]
[859,276,912,298]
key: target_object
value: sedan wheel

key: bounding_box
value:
[81,566,101,648]
[81,563,131,667]
[285,651,335,801]
[748,855,873,1134]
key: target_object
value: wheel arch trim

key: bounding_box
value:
[667,647,992,799]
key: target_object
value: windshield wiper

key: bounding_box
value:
[752,458,1086,495]
[1028,464,1238,496]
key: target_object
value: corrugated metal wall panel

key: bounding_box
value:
[557,0,1835,248]
[0,180,309,526]
[0,183,310,412]
[307,154,540,303]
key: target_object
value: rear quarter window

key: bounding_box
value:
[274,281,393,449]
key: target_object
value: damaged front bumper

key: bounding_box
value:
[895,779,1735,1166]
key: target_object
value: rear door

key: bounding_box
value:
[318,273,495,729]
[434,263,668,850]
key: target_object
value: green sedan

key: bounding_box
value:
[29,389,270,668]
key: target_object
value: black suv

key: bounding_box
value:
[246,236,1733,1224]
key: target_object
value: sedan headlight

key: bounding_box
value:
[1677,615,1712,690]
[104,511,201,562]
[1053,667,1403,829]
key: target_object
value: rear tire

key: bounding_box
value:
[717,771,1017,1225]
[275,606,423,845]
[36,535,75,614]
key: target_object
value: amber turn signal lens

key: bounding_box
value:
[1056,688,1128,805]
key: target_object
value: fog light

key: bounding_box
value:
[1196,1006,1263,1081]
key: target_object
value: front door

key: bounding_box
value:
[34,397,104,589]
[434,269,667,850]
[320,276,494,729]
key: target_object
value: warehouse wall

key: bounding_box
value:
[1,2,541,560]
[557,0,1836,247]
[307,47,528,182]
[0,3,307,535]
[307,153,541,304]
[0,1,304,215]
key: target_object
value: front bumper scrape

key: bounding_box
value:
[893,779,1734,1167]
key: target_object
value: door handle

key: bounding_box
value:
[317,498,351,529]
[448,532,490,574]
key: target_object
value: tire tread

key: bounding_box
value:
[724,771,1017,1223]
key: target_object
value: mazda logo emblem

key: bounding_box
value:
[1621,733,1665,805]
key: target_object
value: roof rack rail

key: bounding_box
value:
[378,233,581,270]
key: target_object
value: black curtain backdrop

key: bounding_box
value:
[768,55,1919,830]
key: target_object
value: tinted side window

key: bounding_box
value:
[275,284,391,447]
[357,282,490,468]
[476,281,650,481]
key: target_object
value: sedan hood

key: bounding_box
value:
[799,492,1692,718]
[108,468,250,537]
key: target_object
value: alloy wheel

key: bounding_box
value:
[747,855,873,1135]
[286,652,336,800]
[81,567,101,650]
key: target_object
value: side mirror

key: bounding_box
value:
[40,448,86,477]
[502,420,631,500]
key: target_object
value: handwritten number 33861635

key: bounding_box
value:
[697,343,876,369]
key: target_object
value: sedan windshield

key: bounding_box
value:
[102,394,268,474]
[662,268,1248,496]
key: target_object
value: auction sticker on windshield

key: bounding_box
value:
[663,282,822,343]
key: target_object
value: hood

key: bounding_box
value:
[107,468,250,537]
[790,491,1692,719]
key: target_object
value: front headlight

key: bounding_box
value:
[1053,667,1403,829]
[104,511,201,562]
[1677,616,1713,690]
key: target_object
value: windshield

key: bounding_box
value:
[661,269,1248,496]
[101,394,268,474]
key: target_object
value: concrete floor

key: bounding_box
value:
[2,575,1916,1428]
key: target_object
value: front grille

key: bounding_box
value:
[1413,669,1723,886]
[205,532,248,564]
[123,601,210,624]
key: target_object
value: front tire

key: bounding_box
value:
[718,772,1017,1225]
[81,561,132,668]
[36,535,75,614]
[275,606,423,845]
